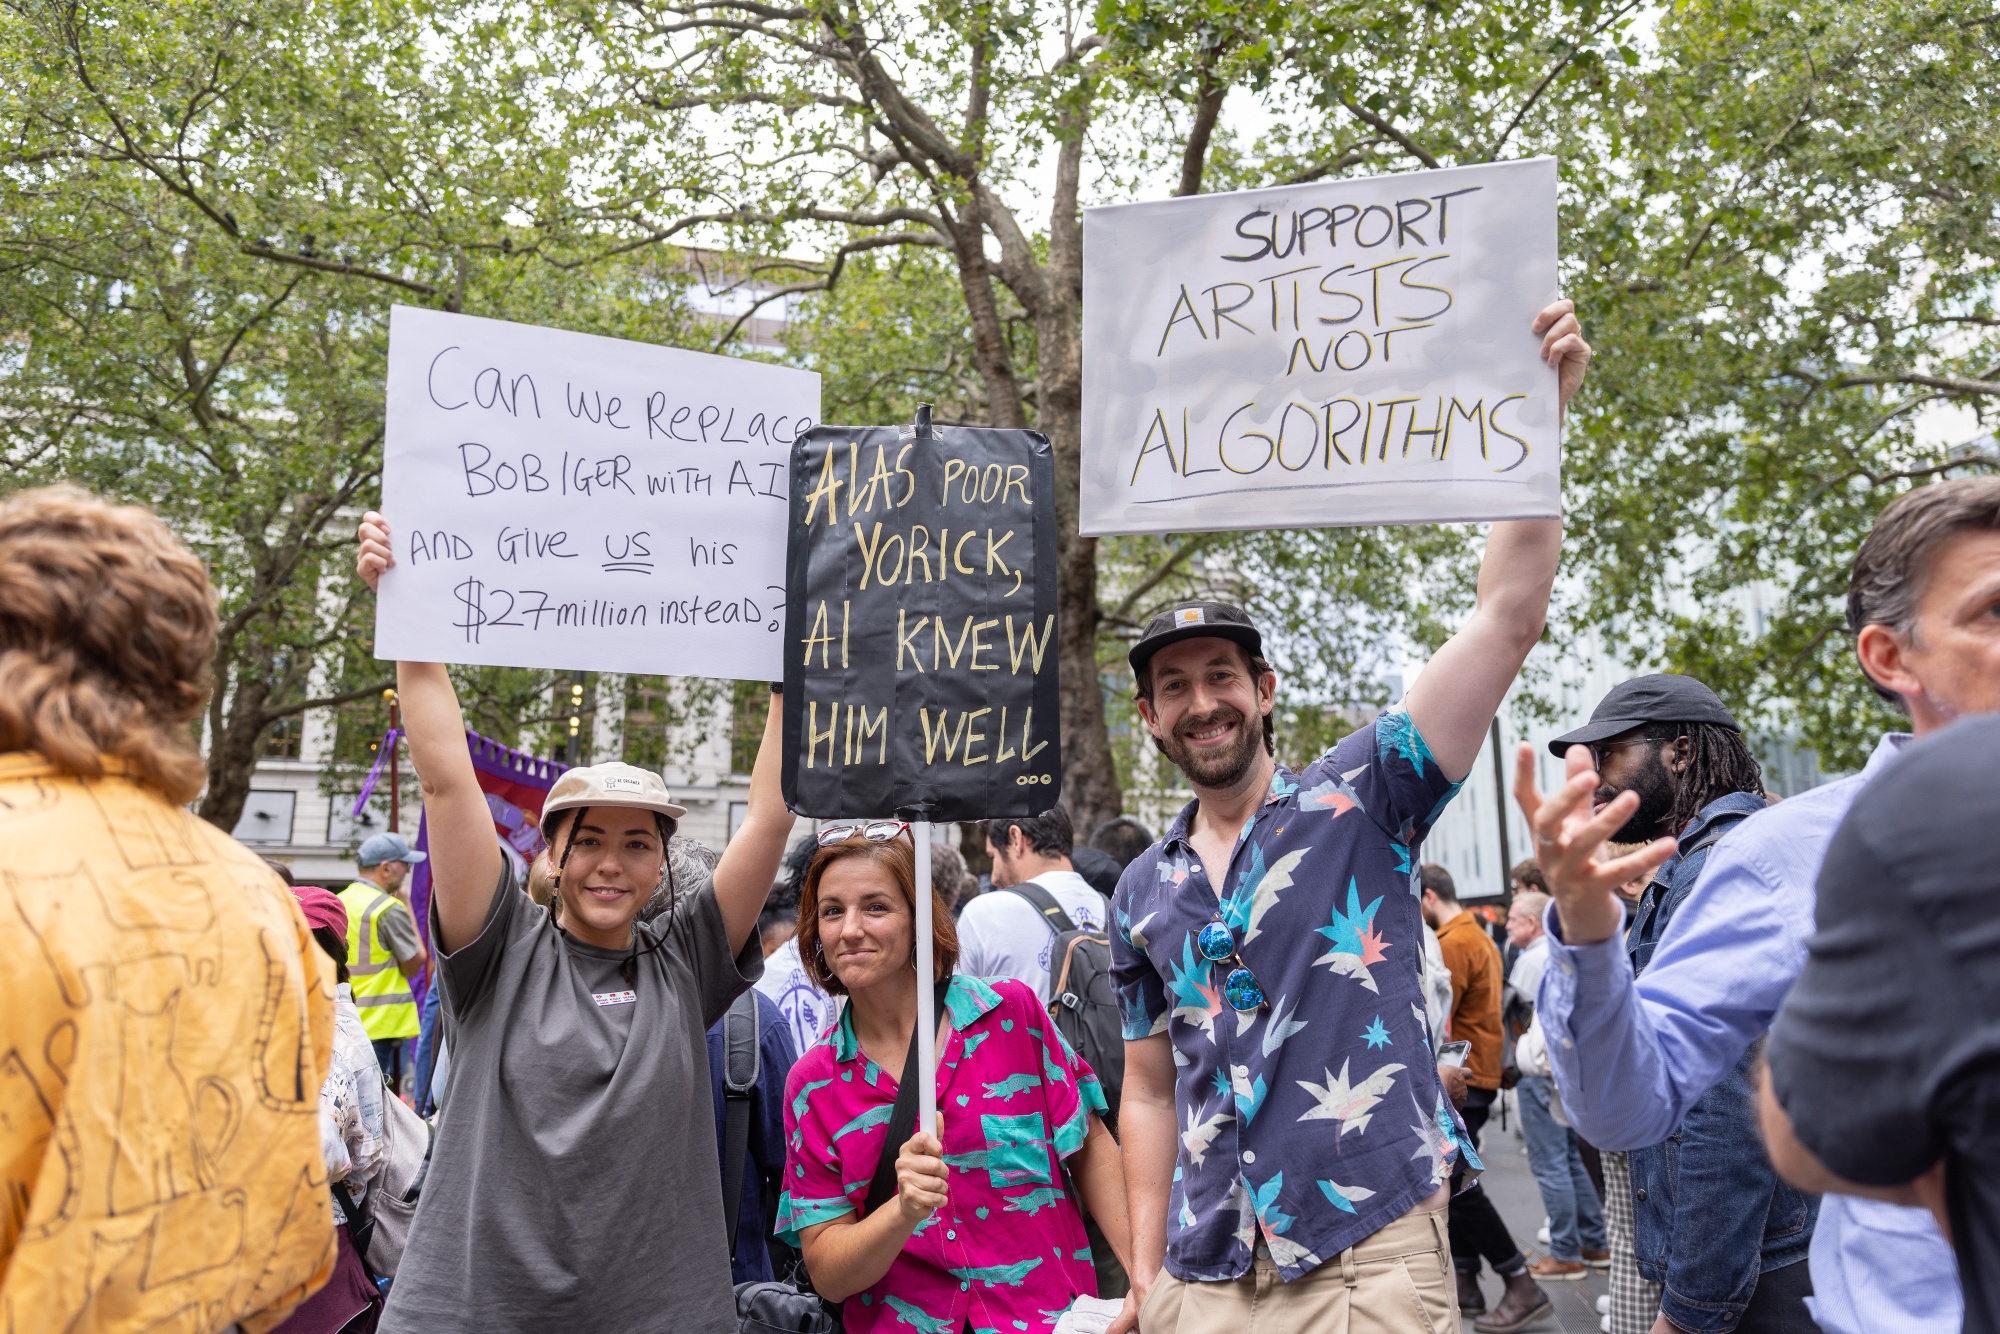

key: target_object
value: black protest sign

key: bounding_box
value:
[782,415,1061,821]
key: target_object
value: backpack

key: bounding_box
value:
[1001,882,1124,1129]
[357,1077,432,1279]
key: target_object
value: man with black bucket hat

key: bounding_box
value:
[1543,675,1818,1334]
[1110,299,1594,1334]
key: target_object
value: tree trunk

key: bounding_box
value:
[197,652,272,833]
[1038,122,1123,838]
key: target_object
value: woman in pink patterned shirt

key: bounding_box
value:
[775,826,1136,1334]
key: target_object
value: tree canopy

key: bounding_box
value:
[3,0,1993,830]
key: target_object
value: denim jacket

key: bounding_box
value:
[1627,791,1819,1333]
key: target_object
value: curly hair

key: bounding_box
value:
[0,486,216,803]
[796,833,958,997]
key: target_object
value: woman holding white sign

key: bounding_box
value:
[356,512,794,1334]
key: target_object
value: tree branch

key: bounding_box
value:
[1338,98,1440,169]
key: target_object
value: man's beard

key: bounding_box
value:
[1159,704,1264,790]
[1600,757,1678,843]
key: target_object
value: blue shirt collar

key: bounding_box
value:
[1160,762,1300,853]
[1674,789,1771,841]
[1862,731,1913,776]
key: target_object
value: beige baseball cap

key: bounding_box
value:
[539,762,687,837]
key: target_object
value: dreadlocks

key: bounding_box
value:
[1647,721,1765,835]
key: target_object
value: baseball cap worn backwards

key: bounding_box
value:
[1547,673,1742,758]
[539,762,687,838]
[1128,600,1264,674]
[357,831,426,868]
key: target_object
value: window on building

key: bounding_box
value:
[262,715,303,760]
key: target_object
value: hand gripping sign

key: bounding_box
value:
[781,406,1063,823]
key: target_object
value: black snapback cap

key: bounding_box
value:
[1547,673,1742,758]
[1128,600,1264,674]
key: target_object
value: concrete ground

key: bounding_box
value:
[1460,1090,1610,1334]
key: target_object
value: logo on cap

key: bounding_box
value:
[1175,607,1205,627]
[602,775,644,793]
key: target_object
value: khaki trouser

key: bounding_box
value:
[1140,1204,1456,1334]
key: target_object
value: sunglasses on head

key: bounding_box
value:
[816,820,912,847]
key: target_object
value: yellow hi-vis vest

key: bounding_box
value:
[339,880,420,1040]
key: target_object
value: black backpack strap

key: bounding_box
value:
[862,1010,924,1218]
[1002,881,1077,936]
[721,988,762,1253]
[330,1178,376,1274]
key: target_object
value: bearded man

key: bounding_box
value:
[1105,281,1592,1334]
[1543,675,1817,1334]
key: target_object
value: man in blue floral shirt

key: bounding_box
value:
[1112,300,1591,1334]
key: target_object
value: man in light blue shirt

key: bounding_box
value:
[1515,476,2000,1334]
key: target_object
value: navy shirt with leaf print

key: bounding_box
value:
[1110,708,1480,1282]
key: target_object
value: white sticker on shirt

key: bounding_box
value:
[592,990,637,1007]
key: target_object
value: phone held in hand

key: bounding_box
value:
[1437,1040,1471,1068]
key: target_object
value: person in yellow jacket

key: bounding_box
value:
[0,485,335,1333]
[340,831,430,1091]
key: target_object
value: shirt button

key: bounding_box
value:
[1242,1149,1256,1164]
[1561,961,1574,977]
[947,1230,957,1240]
[959,1281,969,1292]
[1636,1188,1648,1201]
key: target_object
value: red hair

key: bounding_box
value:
[796,835,958,995]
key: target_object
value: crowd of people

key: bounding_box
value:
[4,299,1999,1334]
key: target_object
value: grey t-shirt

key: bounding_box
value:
[376,896,421,963]
[380,866,760,1333]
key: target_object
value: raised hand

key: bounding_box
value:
[1533,299,1592,411]
[357,511,394,593]
[1512,742,1676,947]
[895,1128,949,1226]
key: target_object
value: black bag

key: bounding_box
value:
[1003,883,1124,1130]
[721,988,761,1255]
[735,1006,924,1334]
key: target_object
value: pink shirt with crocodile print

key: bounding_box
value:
[775,974,1109,1334]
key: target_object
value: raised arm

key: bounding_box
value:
[357,512,501,953]
[1402,300,1588,781]
[710,692,790,955]
[1404,518,1560,780]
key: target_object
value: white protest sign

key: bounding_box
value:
[1081,157,1560,536]
[375,306,819,678]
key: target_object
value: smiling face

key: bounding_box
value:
[1137,636,1276,792]
[814,856,915,995]
[550,806,666,947]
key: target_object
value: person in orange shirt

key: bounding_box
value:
[0,486,335,1333]
[1422,864,1551,1332]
